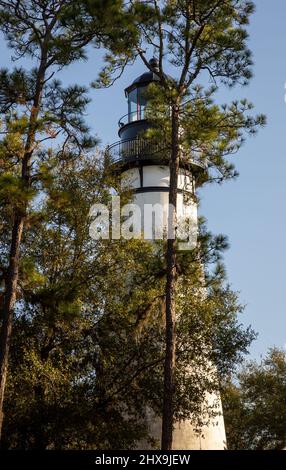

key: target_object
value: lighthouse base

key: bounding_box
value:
[136,396,227,450]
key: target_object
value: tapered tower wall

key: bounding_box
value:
[122,165,227,450]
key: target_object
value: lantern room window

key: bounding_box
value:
[127,86,147,123]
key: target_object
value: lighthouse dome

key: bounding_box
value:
[124,70,160,96]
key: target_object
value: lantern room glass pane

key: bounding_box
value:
[128,88,137,122]
[137,87,147,120]
[127,86,148,122]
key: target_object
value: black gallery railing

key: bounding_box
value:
[106,137,207,170]
[107,137,167,164]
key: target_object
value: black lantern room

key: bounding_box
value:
[118,68,160,140]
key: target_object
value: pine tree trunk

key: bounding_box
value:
[0,213,24,438]
[0,53,47,440]
[161,104,180,450]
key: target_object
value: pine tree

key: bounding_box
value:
[0,0,136,438]
[108,0,266,449]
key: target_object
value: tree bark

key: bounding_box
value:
[0,51,47,440]
[161,103,180,450]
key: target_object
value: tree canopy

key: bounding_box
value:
[223,348,286,450]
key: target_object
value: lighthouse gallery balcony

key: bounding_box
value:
[107,132,207,174]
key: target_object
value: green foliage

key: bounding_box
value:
[0,0,142,446]
[0,151,254,449]
[0,1,132,65]
[131,0,256,86]
[0,173,36,211]
[1,154,158,448]
[141,79,265,184]
[223,348,286,450]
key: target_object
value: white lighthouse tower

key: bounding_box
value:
[107,60,227,450]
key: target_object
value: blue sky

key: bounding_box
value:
[1,0,285,360]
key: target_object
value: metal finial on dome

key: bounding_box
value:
[149,57,159,71]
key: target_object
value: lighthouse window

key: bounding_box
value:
[137,87,147,119]
[128,88,137,122]
[128,86,148,123]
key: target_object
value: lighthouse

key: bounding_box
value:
[107,59,227,450]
